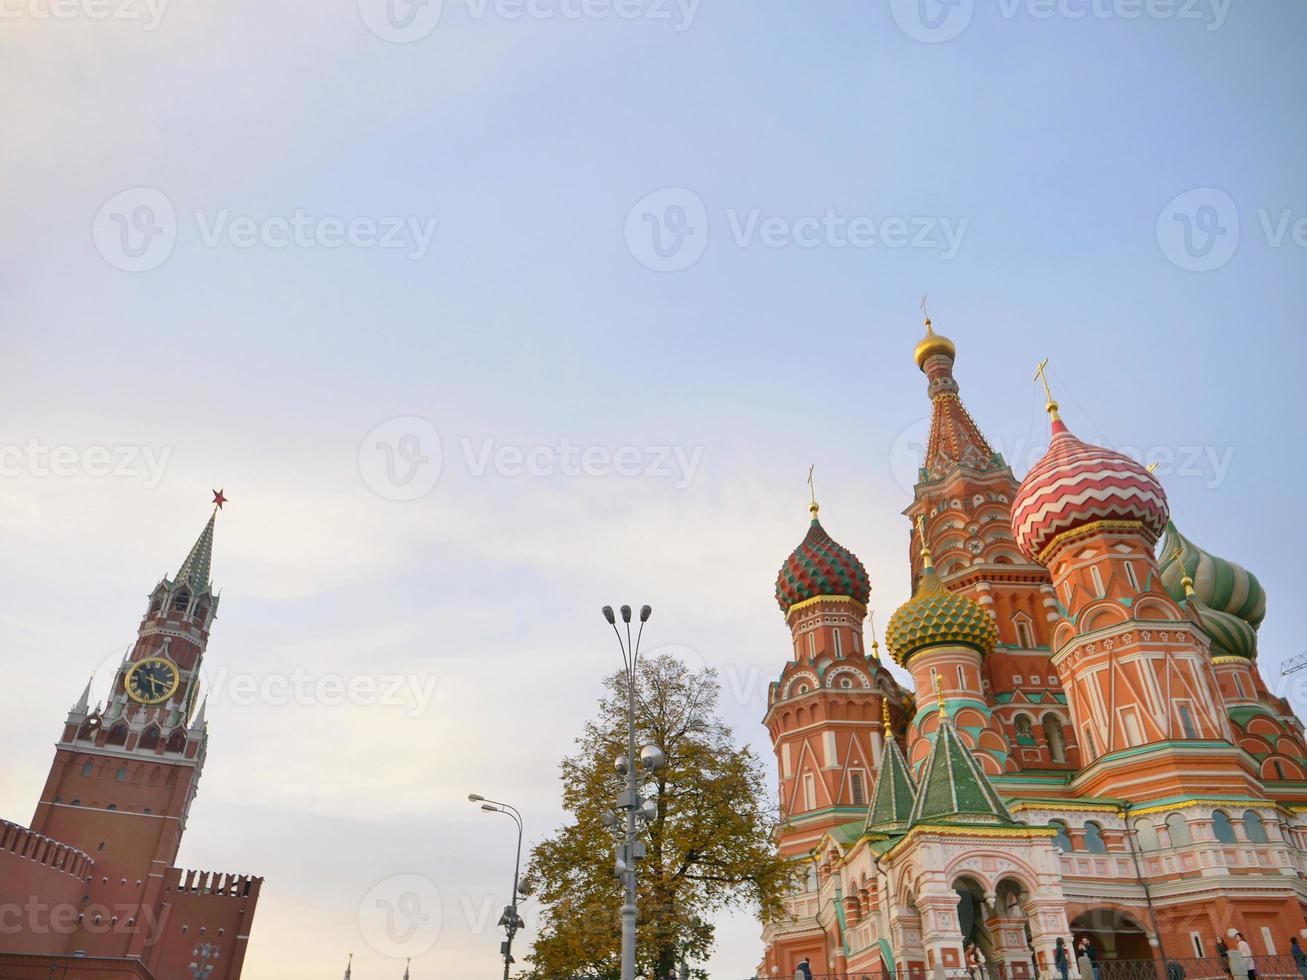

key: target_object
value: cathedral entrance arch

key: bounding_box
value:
[1070,908,1153,962]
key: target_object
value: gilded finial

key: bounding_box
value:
[1171,546,1195,597]
[807,464,819,519]
[868,609,881,660]
[914,296,956,369]
[933,670,946,719]
[916,514,933,568]
[882,697,891,729]
[1034,358,1061,423]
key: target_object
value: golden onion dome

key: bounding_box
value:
[886,524,997,665]
[914,317,956,369]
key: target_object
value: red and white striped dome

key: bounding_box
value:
[1011,419,1169,564]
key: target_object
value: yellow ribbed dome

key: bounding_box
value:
[885,566,998,666]
[914,318,956,369]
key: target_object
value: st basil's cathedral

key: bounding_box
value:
[0,495,261,979]
[760,316,1307,979]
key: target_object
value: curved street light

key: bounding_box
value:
[468,793,525,980]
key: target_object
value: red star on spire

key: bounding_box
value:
[212,489,228,510]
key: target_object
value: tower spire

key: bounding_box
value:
[72,674,94,714]
[914,307,996,479]
[175,490,226,591]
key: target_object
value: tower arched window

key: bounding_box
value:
[1043,715,1067,762]
[1083,821,1107,853]
[166,730,186,753]
[832,630,843,659]
[107,724,127,746]
[1242,810,1268,843]
[81,762,94,777]
[1165,812,1191,847]
[1090,566,1105,598]
[140,727,160,751]
[1049,820,1073,852]
[1133,819,1159,851]
[171,589,190,614]
[115,766,127,782]
[1212,810,1237,844]
[1013,714,1034,744]
[1015,619,1034,649]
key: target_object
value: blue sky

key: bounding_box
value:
[2,0,1305,976]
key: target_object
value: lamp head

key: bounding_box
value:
[640,604,652,623]
[620,605,632,624]
[481,803,498,812]
[468,793,484,802]
[602,605,615,625]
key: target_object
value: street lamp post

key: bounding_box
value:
[601,603,665,980]
[468,793,525,980]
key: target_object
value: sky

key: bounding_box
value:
[2,0,1306,976]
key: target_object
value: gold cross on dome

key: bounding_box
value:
[1034,358,1053,401]
[807,464,816,505]
[1034,358,1062,422]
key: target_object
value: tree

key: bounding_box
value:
[521,654,791,979]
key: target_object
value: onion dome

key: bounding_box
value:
[914,315,956,369]
[1159,521,1265,659]
[1011,392,1168,563]
[775,502,870,613]
[885,522,997,665]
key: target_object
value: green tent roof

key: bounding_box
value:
[866,735,917,835]
[908,715,1014,826]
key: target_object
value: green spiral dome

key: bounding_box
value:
[885,564,998,666]
[1159,522,1266,658]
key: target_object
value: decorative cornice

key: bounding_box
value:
[1127,797,1276,818]
[883,823,1058,860]
[1039,519,1145,564]
[786,594,867,622]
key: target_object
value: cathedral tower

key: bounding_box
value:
[1010,387,1257,800]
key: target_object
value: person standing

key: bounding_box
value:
[797,957,814,980]
[1235,932,1257,980]
[1055,938,1070,980]
[1290,937,1307,980]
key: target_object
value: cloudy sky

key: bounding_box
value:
[2,0,1306,976]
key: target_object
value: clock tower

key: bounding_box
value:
[6,492,262,973]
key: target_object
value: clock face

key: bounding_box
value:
[125,657,180,705]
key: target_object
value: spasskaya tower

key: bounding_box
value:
[0,491,262,980]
